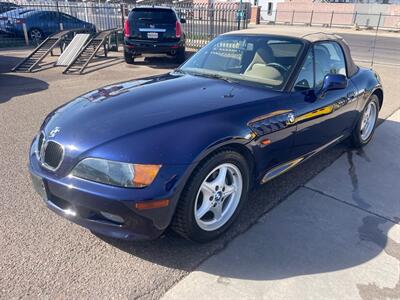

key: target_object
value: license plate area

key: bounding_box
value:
[147,32,158,39]
[30,173,48,201]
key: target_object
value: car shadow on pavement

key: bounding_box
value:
[0,53,24,74]
[96,137,395,268]
[0,73,49,104]
[0,54,49,103]
[130,57,181,70]
[129,51,195,70]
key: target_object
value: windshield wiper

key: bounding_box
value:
[187,71,238,84]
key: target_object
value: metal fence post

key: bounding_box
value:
[237,3,242,30]
[84,2,89,23]
[120,3,125,29]
[210,7,214,37]
[22,23,29,46]
[291,10,295,25]
[330,11,334,28]
[377,12,382,31]
[353,11,358,25]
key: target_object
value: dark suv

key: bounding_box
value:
[123,6,186,64]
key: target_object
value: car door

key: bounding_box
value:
[37,11,60,35]
[288,41,358,158]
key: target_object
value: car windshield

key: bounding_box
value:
[180,35,304,90]
[0,8,34,17]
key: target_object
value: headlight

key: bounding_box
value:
[71,158,161,188]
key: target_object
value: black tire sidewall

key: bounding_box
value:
[176,48,186,64]
[175,151,249,242]
[352,94,380,147]
[124,51,134,64]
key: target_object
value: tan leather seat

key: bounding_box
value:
[245,47,274,72]
[244,46,283,86]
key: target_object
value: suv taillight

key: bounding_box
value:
[175,21,181,38]
[124,20,130,37]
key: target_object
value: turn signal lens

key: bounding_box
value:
[135,199,170,210]
[261,138,271,145]
[132,164,162,187]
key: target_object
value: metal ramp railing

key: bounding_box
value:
[63,28,120,75]
[12,28,91,73]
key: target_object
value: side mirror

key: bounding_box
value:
[321,74,347,94]
[180,18,186,24]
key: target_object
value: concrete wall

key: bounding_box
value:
[273,2,400,28]
[275,2,354,25]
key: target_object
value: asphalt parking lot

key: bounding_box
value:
[0,27,399,299]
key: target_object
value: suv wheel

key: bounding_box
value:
[175,48,186,64]
[124,51,135,64]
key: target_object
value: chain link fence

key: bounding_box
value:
[0,1,249,49]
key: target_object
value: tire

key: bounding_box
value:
[29,28,43,44]
[124,51,135,64]
[350,94,380,148]
[172,150,249,242]
[175,48,186,64]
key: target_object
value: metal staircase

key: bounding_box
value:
[12,28,91,73]
[63,28,120,75]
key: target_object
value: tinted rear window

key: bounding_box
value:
[131,8,176,25]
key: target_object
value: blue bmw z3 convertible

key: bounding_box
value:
[29,30,383,242]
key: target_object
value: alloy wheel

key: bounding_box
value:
[194,163,243,231]
[360,101,377,141]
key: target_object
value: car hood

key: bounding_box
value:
[42,73,281,163]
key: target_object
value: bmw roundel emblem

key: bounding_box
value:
[287,113,295,124]
[48,127,61,138]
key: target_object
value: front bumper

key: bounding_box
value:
[28,141,190,240]
[124,38,184,56]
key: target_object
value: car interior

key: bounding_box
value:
[197,38,303,88]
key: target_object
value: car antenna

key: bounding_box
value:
[370,17,380,68]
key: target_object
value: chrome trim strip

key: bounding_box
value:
[138,28,166,32]
[36,131,45,161]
